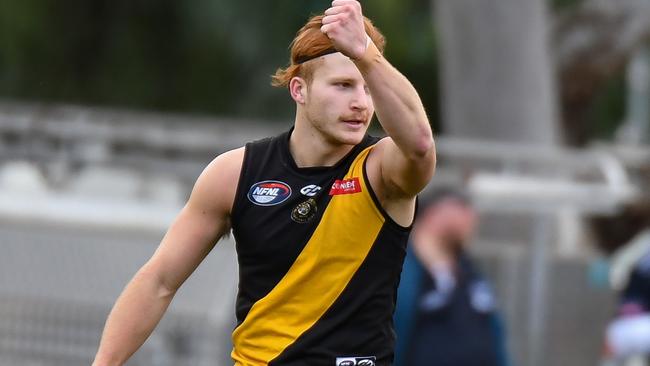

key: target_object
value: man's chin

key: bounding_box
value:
[337,131,366,145]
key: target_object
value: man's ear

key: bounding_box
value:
[289,77,307,104]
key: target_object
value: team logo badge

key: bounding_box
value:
[291,198,317,223]
[247,180,292,206]
[300,184,322,197]
[335,356,376,366]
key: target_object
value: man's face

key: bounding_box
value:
[301,52,375,146]
[421,199,477,249]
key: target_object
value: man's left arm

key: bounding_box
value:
[354,40,436,196]
[322,0,436,197]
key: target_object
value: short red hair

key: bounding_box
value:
[271,14,386,88]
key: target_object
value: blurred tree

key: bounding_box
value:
[551,0,581,11]
[432,0,650,145]
[0,0,439,129]
[1,0,642,144]
[553,0,650,145]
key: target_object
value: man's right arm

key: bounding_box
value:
[92,147,244,366]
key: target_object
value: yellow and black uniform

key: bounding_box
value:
[230,129,412,366]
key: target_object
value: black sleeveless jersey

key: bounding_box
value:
[230,129,411,366]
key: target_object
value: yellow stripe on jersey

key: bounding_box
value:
[231,146,384,365]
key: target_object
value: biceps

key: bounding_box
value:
[381,142,436,197]
[147,206,228,292]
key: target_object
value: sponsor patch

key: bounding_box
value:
[329,177,362,196]
[300,184,322,197]
[336,356,376,366]
[247,180,292,206]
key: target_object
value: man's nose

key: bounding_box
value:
[350,87,370,111]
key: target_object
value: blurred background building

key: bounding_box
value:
[1,0,650,365]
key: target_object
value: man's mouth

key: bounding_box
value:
[341,118,366,126]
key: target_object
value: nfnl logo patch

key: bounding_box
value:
[329,177,362,196]
[247,180,292,206]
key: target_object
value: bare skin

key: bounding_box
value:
[411,199,477,272]
[93,1,435,365]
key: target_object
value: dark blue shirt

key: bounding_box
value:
[394,248,509,366]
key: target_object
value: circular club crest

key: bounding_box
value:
[247,180,292,206]
[291,198,317,223]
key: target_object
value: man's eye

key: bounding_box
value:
[335,82,351,88]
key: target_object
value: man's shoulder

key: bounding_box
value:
[197,147,246,190]
[366,135,390,152]
[188,147,245,215]
[207,147,246,176]
[205,128,289,182]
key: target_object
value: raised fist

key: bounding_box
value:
[321,0,369,60]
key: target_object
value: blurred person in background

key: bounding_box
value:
[92,1,436,365]
[394,189,510,366]
[594,202,650,365]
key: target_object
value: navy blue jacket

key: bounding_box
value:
[394,246,511,366]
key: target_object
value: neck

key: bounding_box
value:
[289,114,356,168]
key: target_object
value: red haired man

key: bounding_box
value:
[93,1,435,365]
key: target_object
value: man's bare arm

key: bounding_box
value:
[92,148,244,366]
[322,0,435,198]
[353,33,435,198]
